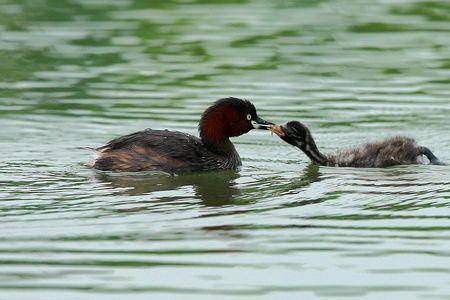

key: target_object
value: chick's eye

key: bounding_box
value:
[246,114,252,121]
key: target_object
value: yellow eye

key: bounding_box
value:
[246,114,252,121]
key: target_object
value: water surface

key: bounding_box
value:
[1,0,450,299]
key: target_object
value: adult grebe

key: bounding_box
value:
[92,97,273,173]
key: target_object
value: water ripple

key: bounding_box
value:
[1,0,450,299]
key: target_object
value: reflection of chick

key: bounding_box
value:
[271,121,444,168]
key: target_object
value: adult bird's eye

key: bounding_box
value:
[246,114,252,121]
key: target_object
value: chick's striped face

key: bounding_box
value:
[280,121,310,148]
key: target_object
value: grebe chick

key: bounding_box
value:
[270,121,444,168]
[92,97,273,173]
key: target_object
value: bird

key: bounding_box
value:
[88,97,273,173]
[270,121,444,168]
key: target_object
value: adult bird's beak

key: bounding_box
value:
[251,117,274,130]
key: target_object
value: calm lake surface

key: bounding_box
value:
[1,0,449,299]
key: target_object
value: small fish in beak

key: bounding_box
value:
[269,124,285,137]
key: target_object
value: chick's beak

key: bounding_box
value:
[251,117,273,130]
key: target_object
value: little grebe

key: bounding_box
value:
[92,97,272,173]
[270,121,444,168]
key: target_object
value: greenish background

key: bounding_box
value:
[0,0,449,299]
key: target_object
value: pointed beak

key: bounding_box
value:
[251,117,274,130]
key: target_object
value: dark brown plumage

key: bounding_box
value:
[90,97,272,173]
[271,121,444,168]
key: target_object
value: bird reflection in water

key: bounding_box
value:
[201,164,322,234]
[95,170,240,207]
[248,163,322,202]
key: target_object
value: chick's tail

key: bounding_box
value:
[418,146,446,165]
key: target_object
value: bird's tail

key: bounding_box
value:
[418,146,446,165]
[76,146,98,152]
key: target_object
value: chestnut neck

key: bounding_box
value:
[199,127,237,156]
[199,107,244,157]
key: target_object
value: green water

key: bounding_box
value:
[1,0,450,299]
